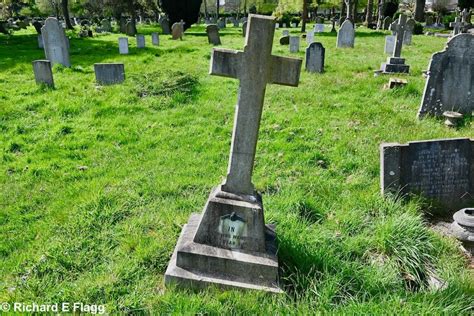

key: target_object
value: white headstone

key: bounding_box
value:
[385,35,395,54]
[152,32,159,45]
[289,36,300,53]
[306,30,315,44]
[41,17,70,67]
[314,23,325,33]
[136,34,145,48]
[118,37,129,54]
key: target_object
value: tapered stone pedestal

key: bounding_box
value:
[381,57,410,74]
[164,189,281,293]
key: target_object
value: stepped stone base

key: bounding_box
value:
[381,57,410,74]
[164,213,282,293]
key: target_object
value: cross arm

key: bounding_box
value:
[269,56,302,87]
[209,48,242,79]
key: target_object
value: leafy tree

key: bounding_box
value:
[160,0,202,30]
[458,0,473,9]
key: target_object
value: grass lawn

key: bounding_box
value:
[0,23,473,314]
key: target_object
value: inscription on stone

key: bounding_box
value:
[218,213,247,249]
[381,138,474,212]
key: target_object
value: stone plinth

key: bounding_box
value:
[94,63,125,85]
[380,57,410,73]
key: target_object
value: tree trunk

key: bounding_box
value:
[216,0,219,19]
[414,0,426,22]
[352,0,358,22]
[204,0,208,19]
[243,0,247,15]
[340,0,346,19]
[61,0,73,29]
[301,0,308,32]
[365,0,373,25]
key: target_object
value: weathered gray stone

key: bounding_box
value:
[171,21,184,40]
[381,138,474,213]
[101,19,112,32]
[282,30,289,36]
[418,34,474,118]
[206,24,221,45]
[384,35,395,54]
[37,34,44,49]
[289,36,300,52]
[41,17,70,67]
[336,20,355,48]
[217,18,226,29]
[118,37,128,54]
[383,16,393,30]
[136,34,145,48]
[151,32,159,46]
[306,30,315,44]
[125,21,136,36]
[160,17,171,35]
[305,42,325,73]
[94,63,125,85]
[242,21,248,37]
[32,60,54,87]
[279,35,290,45]
[404,18,416,45]
[314,23,324,33]
[165,14,302,293]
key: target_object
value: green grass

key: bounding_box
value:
[1,23,473,314]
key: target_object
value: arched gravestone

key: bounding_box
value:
[305,42,325,73]
[403,18,416,45]
[41,17,70,67]
[160,17,171,35]
[171,21,184,40]
[383,16,393,30]
[418,34,474,118]
[206,24,221,45]
[337,20,355,48]
[125,21,136,36]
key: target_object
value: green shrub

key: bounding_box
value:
[413,22,423,34]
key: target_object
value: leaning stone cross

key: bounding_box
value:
[210,14,302,197]
[164,14,302,293]
[450,17,462,35]
[390,14,408,57]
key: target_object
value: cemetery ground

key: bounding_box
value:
[1,24,473,313]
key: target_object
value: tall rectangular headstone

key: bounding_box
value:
[381,138,474,213]
[380,14,410,73]
[305,42,325,73]
[206,24,221,45]
[136,34,145,48]
[289,36,300,52]
[164,14,302,293]
[384,35,395,54]
[306,30,315,44]
[32,60,54,87]
[151,32,159,46]
[41,17,70,67]
[118,37,129,54]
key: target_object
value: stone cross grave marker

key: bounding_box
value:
[164,14,302,293]
[94,63,125,85]
[381,138,474,213]
[151,32,159,46]
[450,17,463,36]
[206,24,221,45]
[41,17,70,67]
[118,37,128,54]
[418,34,474,118]
[380,14,410,73]
[305,42,325,73]
[32,60,54,87]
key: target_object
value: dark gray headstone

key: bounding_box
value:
[160,17,170,35]
[94,63,125,85]
[305,42,325,73]
[418,34,474,118]
[125,21,136,36]
[32,60,54,87]
[206,24,221,45]
[136,34,145,48]
[383,16,393,30]
[381,138,474,212]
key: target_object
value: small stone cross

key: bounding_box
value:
[389,14,408,58]
[450,17,463,35]
[210,14,302,196]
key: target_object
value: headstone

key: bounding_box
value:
[217,17,226,29]
[291,23,297,28]
[136,34,145,48]
[404,18,416,45]
[160,17,171,35]
[282,30,289,36]
[32,60,54,87]
[37,34,44,49]
[381,138,474,212]
[119,17,127,33]
[275,23,279,29]
[305,42,325,73]
[306,30,315,44]
[279,35,290,45]
[314,23,325,33]
[425,16,434,26]
[282,23,286,28]
[380,14,410,73]
[118,37,129,54]
[41,17,70,67]
[383,16,393,30]
[33,21,42,34]
[233,20,239,27]
[336,20,355,48]
[418,34,474,118]
[164,14,302,293]
[101,19,112,32]
[125,21,136,36]
[206,24,221,45]
[289,36,300,53]
[384,35,395,54]
[94,63,125,85]
[151,32,159,46]
[242,21,248,37]
[171,22,184,40]
[450,17,463,36]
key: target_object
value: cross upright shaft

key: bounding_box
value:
[390,14,407,58]
[210,14,302,196]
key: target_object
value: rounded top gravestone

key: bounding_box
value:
[41,17,70,67]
